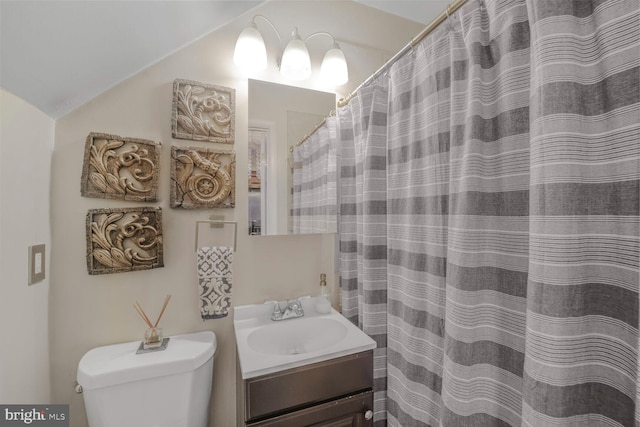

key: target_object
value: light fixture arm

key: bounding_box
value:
[251,15,284,57]
[304,31,338,46]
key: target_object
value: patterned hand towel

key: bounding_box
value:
[196,246,233,319]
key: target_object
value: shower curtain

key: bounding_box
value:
[291,118,338,234]
[337,0,639,425]
[338,82,390,422]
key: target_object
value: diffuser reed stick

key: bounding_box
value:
[133,295,172,329]
[134,301,154,329]
[154,295,172,327]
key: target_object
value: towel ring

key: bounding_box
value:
[195,220,237,252]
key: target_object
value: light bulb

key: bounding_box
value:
[320,43,348,86]
[280,28,311,81]
[233,22,267,72]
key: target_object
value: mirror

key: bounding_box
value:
[248,79,336,236]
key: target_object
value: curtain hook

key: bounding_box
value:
[445,4,455,31]
[408,43,416,58]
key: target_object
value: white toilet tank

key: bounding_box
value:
[77,331,216,427]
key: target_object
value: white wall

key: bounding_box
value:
[0,88,54,403]
[45,2,423,426]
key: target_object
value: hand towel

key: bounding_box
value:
[196,246,233,319]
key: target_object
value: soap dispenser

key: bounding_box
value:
[316,273,332,314]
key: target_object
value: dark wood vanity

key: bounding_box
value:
[237,350,374,426]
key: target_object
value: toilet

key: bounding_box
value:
[77,331,217,427]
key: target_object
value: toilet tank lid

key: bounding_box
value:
[77,331,216,390]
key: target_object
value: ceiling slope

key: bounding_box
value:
[0,1,262,118]
[0,0,448,119]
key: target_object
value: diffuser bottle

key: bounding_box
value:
[316,273,332,314]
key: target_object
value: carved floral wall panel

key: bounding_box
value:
[170,146,235,209]
[172,79,235,143]
[81,132,160,202]
[86,207,164,275]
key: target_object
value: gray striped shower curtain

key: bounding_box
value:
[339,82,390,423]
[338,0,639,425]
[291,118,338,234]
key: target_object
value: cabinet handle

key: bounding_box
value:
[364,410,373,420]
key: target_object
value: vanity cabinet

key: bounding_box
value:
[238,350,374,427]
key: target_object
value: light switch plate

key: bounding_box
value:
[28,244,45,285]
[209,214,224,228]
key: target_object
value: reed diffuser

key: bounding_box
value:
[134,295,171,349]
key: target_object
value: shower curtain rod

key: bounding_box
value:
[337,0,468,108]
[292,0,468,151]
[289,110,336,153]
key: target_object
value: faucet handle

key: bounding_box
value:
[269,301,283,321]
[272,301,283,314]
[287,298,300,308]
[288,299,304,315]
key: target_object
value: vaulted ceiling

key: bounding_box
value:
[0,1,449,119]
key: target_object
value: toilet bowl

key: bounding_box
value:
[77,331,216,427]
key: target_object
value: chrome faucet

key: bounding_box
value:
[270,299,304,321]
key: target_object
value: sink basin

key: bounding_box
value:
[234,297,376,378]
[247,317,348,355]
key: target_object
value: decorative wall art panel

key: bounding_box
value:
[170,146,235,209]
[172,79,235,143]
[86,207,164,275]
[81,132,160,202]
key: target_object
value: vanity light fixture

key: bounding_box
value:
[280,27,311,81]
[233,15,349,86]
[319,40,349,86]
[233,21,267,71]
